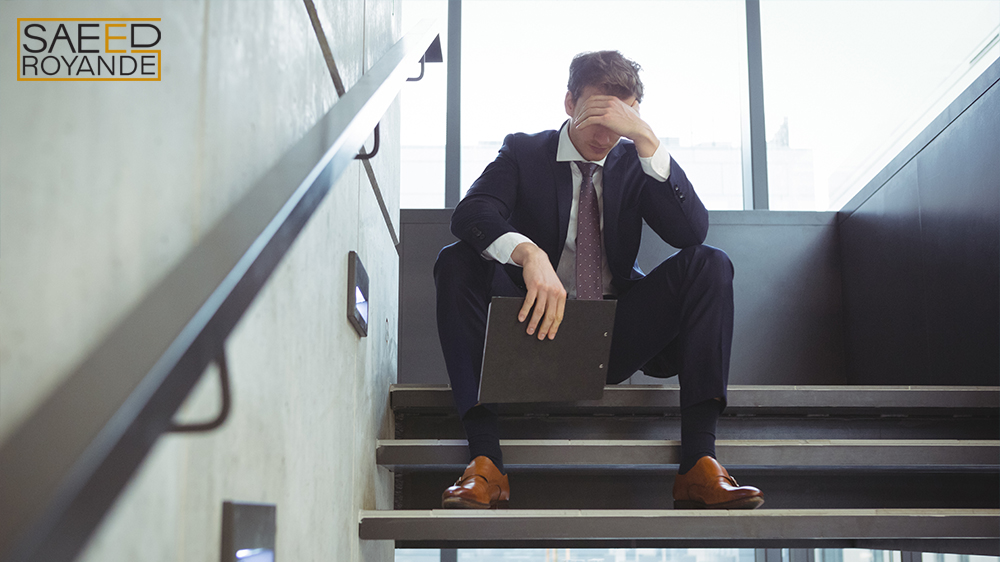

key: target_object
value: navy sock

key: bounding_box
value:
[678,398,722,474]
[462,405,504,474]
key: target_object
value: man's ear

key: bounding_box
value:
[564,91,576,117]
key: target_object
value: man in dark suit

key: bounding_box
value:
[434,51,763,510]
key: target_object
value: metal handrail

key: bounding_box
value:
[0,20,441,562]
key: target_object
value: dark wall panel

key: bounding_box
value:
[399,210,847,386]
[634,212,846,386]
[918,87,1000,382]
[839,63,1000,385]
[839,166,930,382]
[398,211,458,386]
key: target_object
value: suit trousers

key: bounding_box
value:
[434,241,734,420]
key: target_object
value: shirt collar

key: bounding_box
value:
[556,120,609,167]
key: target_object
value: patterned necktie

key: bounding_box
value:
[575,162,603,300]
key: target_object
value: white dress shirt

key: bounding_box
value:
[482,122,672,297]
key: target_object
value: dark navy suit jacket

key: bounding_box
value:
[451,125,710,293]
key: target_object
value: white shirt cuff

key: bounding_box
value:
[639,142,671,182]
[482,232,534,265]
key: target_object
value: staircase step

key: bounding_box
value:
[359,508,1000,554]
[377,439,1000,470]
[394,471,999,510]
[390,385,1000,415]
[394,412,997,441]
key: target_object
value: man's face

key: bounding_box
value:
[564,85,637,162]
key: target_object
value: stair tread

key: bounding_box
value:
[360,508,1000,541]
[377,439,1000,469]
[390,384,1000,413]
[382,438,1000,445]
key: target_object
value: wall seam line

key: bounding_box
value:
[839,70,1000,224]
[302,0,400,253]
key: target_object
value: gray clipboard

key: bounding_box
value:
[477,296,617,403]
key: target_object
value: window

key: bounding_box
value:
[459,0,748,210]
[401,0,449,208]
[760,0,1000,210]
[399,0,1000,211]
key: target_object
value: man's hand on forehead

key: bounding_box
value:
[573,94,660,158]
[573,95,641,133]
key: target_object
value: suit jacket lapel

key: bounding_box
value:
[601,144,624,267]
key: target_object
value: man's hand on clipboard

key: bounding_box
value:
[511,241,566,340]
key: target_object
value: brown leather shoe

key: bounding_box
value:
[441,456,510,509]
[673,456,764,509]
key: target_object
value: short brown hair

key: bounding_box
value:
[567,50,644,103]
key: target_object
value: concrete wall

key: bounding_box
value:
[838,58,1000,386]
[0,1,400,560]
[398,209,847,388]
